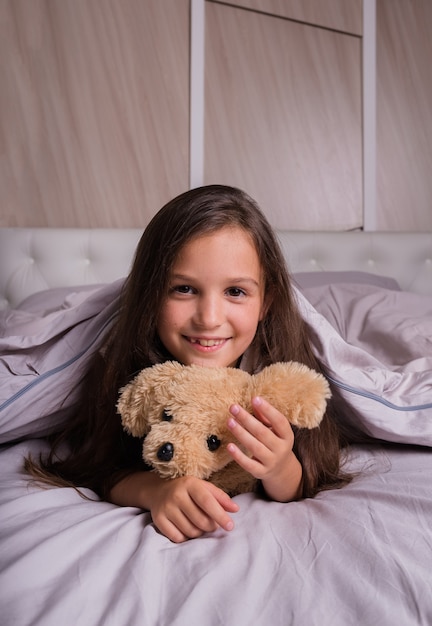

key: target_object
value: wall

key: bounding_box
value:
[203,1,362,230]
[1,0,431,230]
[0,0,189,227]
[376,0,432,230]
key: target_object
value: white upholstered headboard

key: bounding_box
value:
[0,228,431,310]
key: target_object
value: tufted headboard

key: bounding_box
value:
[0,228,431,309]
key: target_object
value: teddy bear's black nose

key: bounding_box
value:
[157,442,174,462]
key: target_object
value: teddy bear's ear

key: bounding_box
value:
[252,362,331,429]
[117,361,184,436]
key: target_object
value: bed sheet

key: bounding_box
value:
[1,439,431,626]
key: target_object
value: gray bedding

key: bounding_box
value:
[1,276,431,625]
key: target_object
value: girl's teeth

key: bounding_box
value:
[191,338,223,347]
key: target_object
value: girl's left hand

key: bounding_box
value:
[226,397,303,502]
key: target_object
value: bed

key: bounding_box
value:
[1,227,432,626]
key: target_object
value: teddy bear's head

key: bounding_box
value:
[117,361,331,495]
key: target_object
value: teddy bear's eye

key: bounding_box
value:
[162,410,173,422]
[207,435,221,452]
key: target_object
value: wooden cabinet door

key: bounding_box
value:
[0,0,189,227]
[376,0,432,231]
[204,2,362,230]
[218,0,362,34]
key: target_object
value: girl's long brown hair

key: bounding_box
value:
[26,185,354,499]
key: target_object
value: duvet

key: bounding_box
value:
[1,275,432,626]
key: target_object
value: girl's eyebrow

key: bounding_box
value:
[170,273,194,282]
[228,277,261,287]
[171,273,261,287]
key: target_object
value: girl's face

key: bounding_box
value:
[157,226,267,368]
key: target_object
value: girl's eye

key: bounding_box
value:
[227,287,246,298]
[173,285,193,294]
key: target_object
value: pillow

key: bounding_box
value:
[293,270,400,291]
[0,280,124,444]
[294,284,432,446]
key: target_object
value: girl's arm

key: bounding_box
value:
[108,471,239,543]
[226,396,304,502]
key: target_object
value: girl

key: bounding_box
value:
[27,184,353,543]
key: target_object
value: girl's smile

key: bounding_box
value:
[157,226,266,368]
[187,337,228,348]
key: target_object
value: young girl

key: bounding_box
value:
[27,184,352,543]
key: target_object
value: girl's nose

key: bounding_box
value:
[193,295,223,328]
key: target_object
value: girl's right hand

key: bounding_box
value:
[109,471,239,543]
[150,475,239,543]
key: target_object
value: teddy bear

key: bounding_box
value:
[117,361,331,496]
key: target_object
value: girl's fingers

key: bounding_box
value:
[160,517,197,543]
[152,477,238,542]
[202,480,241,513]
[228,406,280,455]
[191,481,238,530]
[176,479,237,534]
[250,397,272,427]
[230,398,293,443]
[227,400,295,479]
[228,414,271,460]
[152,504,197,543]
[226,441,265,476]
[156,501,219,543]
[251,397,292,437]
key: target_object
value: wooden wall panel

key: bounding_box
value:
[0,0,189,227]
[204,2,362,230]
[376,0,432,231]
[214,0,362,35]
[3,0,431,233]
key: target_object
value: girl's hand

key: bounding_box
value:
[109,471,239,543]
[226,397,303,502]
[150,475,239,543]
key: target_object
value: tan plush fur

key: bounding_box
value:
[117,361,331,496]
